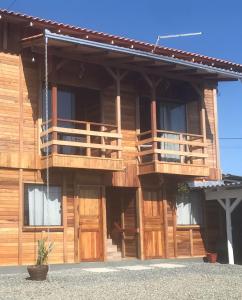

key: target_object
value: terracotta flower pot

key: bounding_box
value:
[207,252,217,263]
[27,265,49,281]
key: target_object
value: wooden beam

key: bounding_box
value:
[31,46,203,83]
[151,85,158,161]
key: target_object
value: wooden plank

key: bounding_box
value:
[62,173,67,263]
[137,137,206,147]
[101,186,107,261]
[173,209,177,257]
[189,228,193,256]
[74,173,79,262]
[18,56,24,265]
[136,187,144,259]
[41,140,122,151]
[163,192,168,258]
[41,126,122,139]
[213,87,221,179]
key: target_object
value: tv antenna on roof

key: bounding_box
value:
[153,32,202,52]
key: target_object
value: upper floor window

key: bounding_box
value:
[24,184,62,226]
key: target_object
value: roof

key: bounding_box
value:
[188,180,242,190]
[1,8,242,77]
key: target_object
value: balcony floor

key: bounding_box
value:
[41,154,123,171]
[138,161,210,177]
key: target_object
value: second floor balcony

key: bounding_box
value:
[41,118,123,171]
[137,129,209,177]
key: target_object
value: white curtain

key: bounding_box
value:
[176,191,203,225]
[28,185,61,226]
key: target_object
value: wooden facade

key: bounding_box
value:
[0,10,239,265]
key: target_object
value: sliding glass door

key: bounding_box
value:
[158,101,186,162]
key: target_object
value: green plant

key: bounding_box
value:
[177,182,190,195]
[36,238,54,265]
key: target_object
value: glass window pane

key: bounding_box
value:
[24,184,62,226]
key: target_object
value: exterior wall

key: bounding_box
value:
[204,85,221,180]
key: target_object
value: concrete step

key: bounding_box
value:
[106,238,122,261]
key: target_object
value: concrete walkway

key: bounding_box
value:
[0,257,203,274]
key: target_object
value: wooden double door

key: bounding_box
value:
[77,186,104,261]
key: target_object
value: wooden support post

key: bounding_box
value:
[213,87,221,179]
[105,67,128,160]
[151,86,158,161]
[136,97,141,163]
[140,73,162,162]
[189,228,193,257]
[51,83,58,154]
[200,100,207,166]
[86,123,91,156]
[136,187,144,260]
[100,94,106,158]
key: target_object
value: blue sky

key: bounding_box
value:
[2,0,242,175]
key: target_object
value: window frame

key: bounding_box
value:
[22,182,63,231]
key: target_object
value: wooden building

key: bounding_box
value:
[0,9,242,265]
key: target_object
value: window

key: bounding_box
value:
[176,191,203,225]
[24,184,62,226]
[158,101,187,163]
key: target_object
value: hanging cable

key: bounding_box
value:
[44,32,51,281]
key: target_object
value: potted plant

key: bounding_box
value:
[27,237,54,281]
[207,252,218,263]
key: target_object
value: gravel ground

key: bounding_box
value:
[0,261,242,300]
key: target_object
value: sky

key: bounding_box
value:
[2,0,242,175]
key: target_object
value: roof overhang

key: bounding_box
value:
[21,29,242,82]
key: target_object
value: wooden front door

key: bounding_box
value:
[78,186,103,261]
[143,189,164,258]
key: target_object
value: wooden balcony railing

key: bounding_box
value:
[40,118,122,160]
[137,129,208,173]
